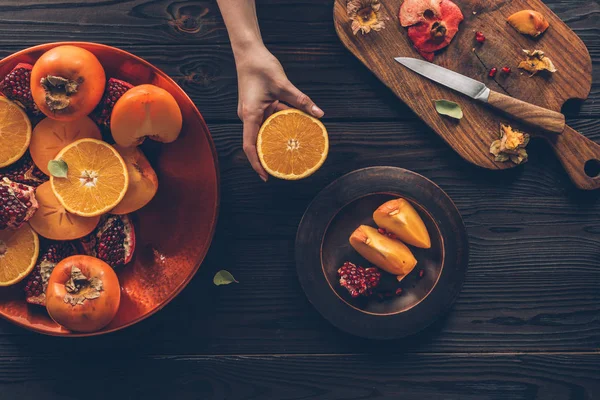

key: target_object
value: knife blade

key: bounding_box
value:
[394,57,565,134]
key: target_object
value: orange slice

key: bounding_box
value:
[0,97,32,168]
[257,109,329,180]
[30,116,102,175]
[0,224,40,286]
[29,182,100,240]
[50,138,129,217]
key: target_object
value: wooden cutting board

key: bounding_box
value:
[334,0,600,190]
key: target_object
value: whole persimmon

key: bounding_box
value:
[31,45,106,121]
[46,255,120,332]
[111,84,182,147]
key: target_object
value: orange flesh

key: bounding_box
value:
[0,97,32,168]
[51,139,129,217]
[257,110,329,180]
[0,224,39,286]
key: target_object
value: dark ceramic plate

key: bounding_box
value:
[0,43,219,336]
[296,167,468,339]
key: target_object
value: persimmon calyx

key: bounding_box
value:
[40,75,81,111]
[63,266,103,306]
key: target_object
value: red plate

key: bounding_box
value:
[0,42,219,336]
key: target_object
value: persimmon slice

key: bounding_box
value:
[30,116,101,175]
[29,182,100,240]
[0,224,39,286]
[0,97,32,168]
[257,109,329,180]
[50,139,129,217]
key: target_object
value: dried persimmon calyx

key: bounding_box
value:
[347,0,386,35]
[518,49,557,76]
[489,124,530,165]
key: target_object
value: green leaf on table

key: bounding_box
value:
[434,100,463,120]
[213,270,239,286]
[47,159,68,178]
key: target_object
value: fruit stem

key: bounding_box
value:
[40,75,80,111]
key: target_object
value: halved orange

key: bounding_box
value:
[257,109,329,180]
[0,224,39,286]
[50,138,129,217]
[0,97,32,168]
[30,116,102,175]
[29,182,100,240]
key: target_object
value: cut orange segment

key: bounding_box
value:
[50,138,129,217]
[30,182,100,240]
[0,97,32,168]
[30,116,102,175]
[0,224,40,286]
[257,109,329,180]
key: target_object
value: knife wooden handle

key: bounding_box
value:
[545,124,600,190]
[487,90,566,134]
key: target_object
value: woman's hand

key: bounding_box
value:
[235,44,324,181]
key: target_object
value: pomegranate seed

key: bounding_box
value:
[475,31,485,43]
[502,67,511,74]
[418,269,425,278]
[387,232,396,239]
[489,67,498,78]
[396,288,403,296]
[377,228,386,235]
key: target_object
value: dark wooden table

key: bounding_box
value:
[0,1,598,399]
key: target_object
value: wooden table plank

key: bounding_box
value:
[0,354,598,399]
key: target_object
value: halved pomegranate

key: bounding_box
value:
[79,214,135,268]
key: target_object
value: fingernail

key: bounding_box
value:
[260,174,268,182]
[311,105,324,118]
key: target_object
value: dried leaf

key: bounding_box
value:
[213,270,238,286]
[63,266,103,306]
[434,100,463,119]
[489,124,530,165]
[518,49,557,75]
[347,0,386,35]
[48,159,68,178]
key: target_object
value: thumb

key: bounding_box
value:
[280,83,324,118]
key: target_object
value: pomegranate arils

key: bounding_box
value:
[338,262,381,298]
[0,178,38,230]
[475,31,485,43]
[396,288,403,296]
[502,67,512,74]
[0,152,48,188]
[489,67,498,78]
[80,214,135,268]
[0,63,41,116]
[24,241,77,306]
[91,78,134,129]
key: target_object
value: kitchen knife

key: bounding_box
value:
[394,57,565,134]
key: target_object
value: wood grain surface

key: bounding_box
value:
[334,0,600,189]
[0,0,598,398]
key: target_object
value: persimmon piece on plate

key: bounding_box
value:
[111,146,158,215]
[257,109,329,180]
[373,198,431,249]
[50,138,129,217]
[30,116,102,175]
[0,97,32,168]
[29,182,100,240]
[31,45,106,121]
[0,223,39,286]
[111,84,182,147]
[46,255,120,332]
[349,225,417,281]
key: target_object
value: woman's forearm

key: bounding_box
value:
[216,0,264,58]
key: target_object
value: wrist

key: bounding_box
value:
[232,38,266,62]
